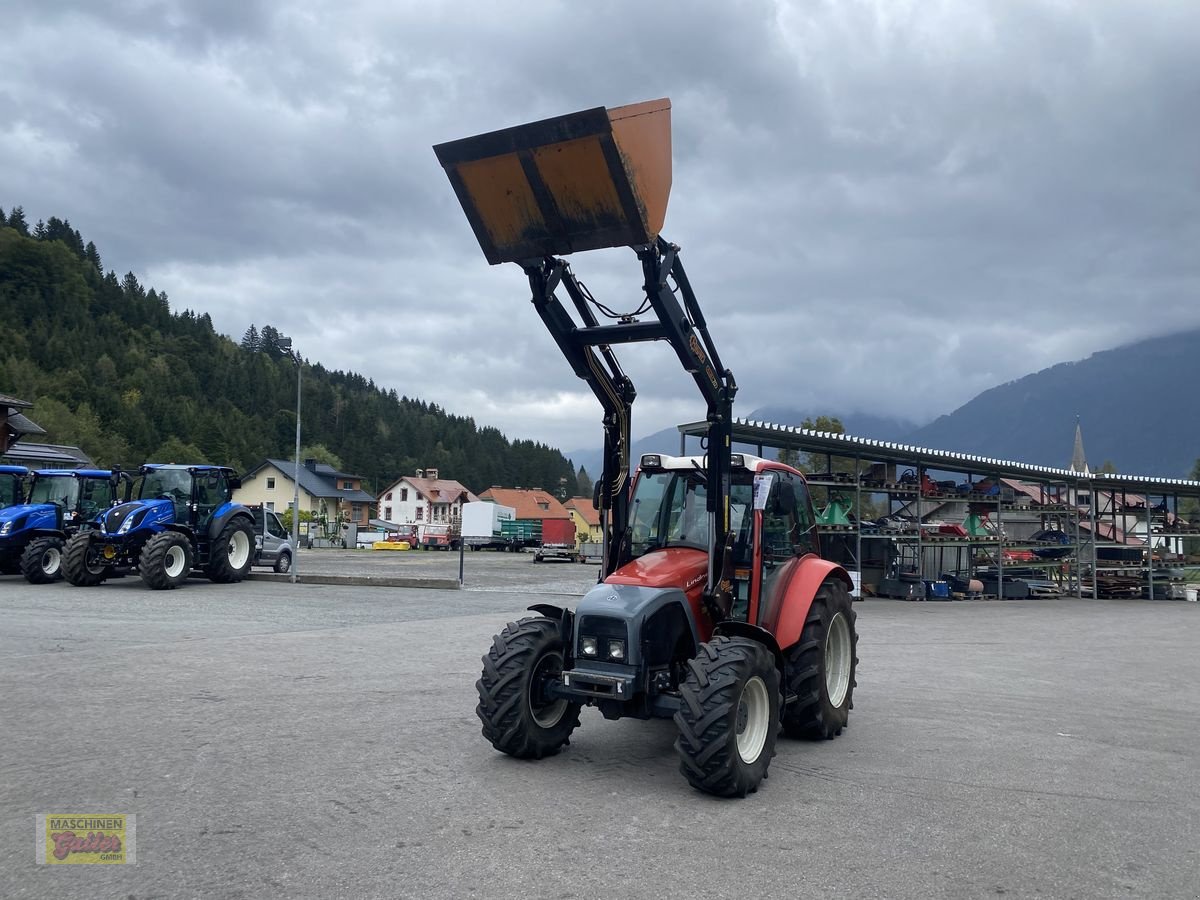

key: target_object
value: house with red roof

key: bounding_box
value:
[377,468,477,526]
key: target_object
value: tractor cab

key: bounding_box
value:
[611,452,822,641]
[25,469,128,526]
[0,465,28,509]
[133,464,241,529]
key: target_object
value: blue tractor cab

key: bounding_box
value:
[62,464,256,590]
[0,468,131,583]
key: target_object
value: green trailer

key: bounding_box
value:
[499,518,542,550]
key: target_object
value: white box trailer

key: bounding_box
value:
[461,501,517,550]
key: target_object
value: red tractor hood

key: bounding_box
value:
[605,547,709,592]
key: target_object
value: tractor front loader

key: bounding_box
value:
[435,99,858,797]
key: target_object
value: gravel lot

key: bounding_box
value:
[2,553,1198,899]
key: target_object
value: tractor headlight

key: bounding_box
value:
[580,636,598,657]
[607,640,625,661]
[117,512,139,534]
[0,521,10,536]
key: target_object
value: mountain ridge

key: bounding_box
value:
[568,329,1200,479]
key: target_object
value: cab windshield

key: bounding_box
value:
[28,476,80,508]
[626,469,754,560]
[140,468,193,502]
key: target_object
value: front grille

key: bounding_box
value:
[104,502,140,534]
[577,616,629,643]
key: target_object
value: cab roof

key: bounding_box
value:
[637,452,785,474]
[34,468,112,479]
[141,463,236,474]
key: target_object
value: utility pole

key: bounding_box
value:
[278,336,302,585]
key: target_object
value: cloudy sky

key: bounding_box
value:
[3,0,1198,454]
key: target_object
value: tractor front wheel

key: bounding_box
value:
[62,533,109,586]
[21,536,65,584]
[205,519,255,583]
[140,531,194,590]
[781,579,858,740]
[674,636,780,798]
[476,617,581,759]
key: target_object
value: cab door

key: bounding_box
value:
[751,470,818,630]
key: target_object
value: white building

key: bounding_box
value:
[376,468,477,525]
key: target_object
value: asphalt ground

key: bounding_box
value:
[1,552,1198,899]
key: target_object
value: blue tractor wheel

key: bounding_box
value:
[63,532,109,586]
[20,536,64,584]
[140,531,193,590]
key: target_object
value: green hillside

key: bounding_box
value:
[0,205,578,496]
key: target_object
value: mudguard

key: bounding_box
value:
[573,581,701,668]
[208,504,253,541]
[770,555,853,651]
[713,621,784,672]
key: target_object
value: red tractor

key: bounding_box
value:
[435,98,858,797]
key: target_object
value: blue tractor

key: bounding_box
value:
[0,468,131,582]
[62,464,256,590]
[0,465,29,511]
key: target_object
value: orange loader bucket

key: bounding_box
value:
[434,99,672,265]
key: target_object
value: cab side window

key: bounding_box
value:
[787,473,818,556]
[761,479,799,565]
[78,478,110,521]
[762,472,817,562]
[195,472,227,525]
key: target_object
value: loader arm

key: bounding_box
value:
[520,239,736,584]
[434,98,737,596]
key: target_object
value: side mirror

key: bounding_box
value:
[228,475,242,490]
[592,481,603,510]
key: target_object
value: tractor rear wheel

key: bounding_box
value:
[20,536,65,583]
[476,617,581,759]
[204,518,255,583]
[62,532,109,586]
[674,636,780,798]
[140,531,193,590]
[781,579,858,740]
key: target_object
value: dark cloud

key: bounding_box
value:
[3,0,1197,452]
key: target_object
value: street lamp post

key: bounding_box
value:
[278,337,302,585]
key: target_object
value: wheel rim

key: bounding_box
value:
[735,675,770,764]
[228,530,250,569]
[528,650,568,728]
[164,545,187,578]
[42,547,62,575]
[84,544,106,575]
[825,612,852,708]
[277,553,291,573]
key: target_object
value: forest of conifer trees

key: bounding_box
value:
[0,204,579,497]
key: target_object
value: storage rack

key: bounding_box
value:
[676,417,1200,600]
